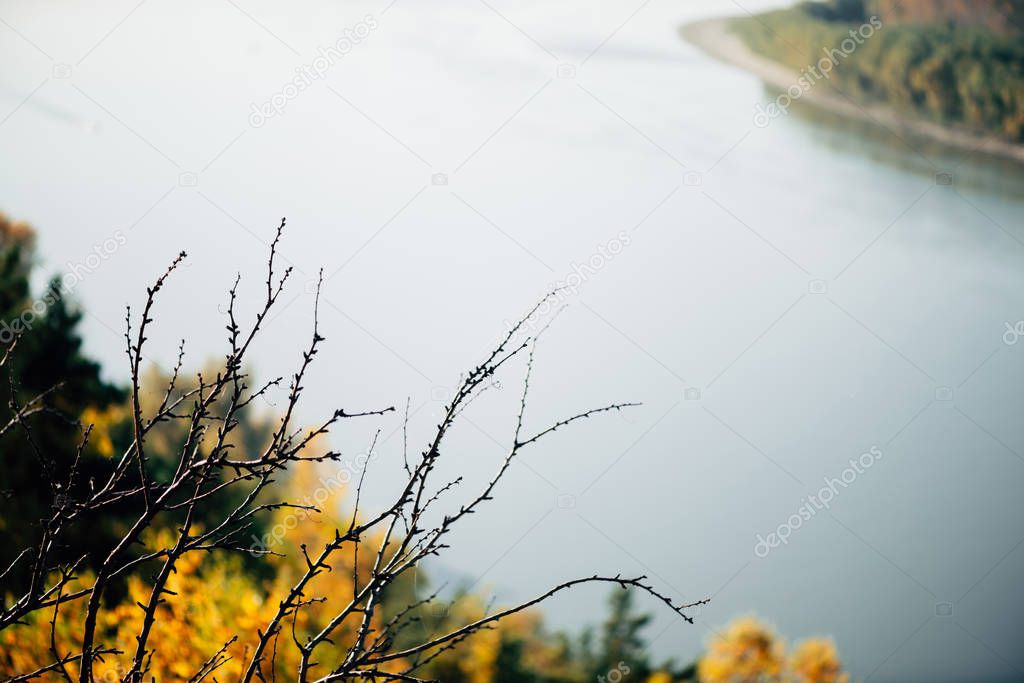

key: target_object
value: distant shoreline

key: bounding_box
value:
[680,17,1024,165]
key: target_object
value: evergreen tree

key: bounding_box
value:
[0,216,124,589]
[587,589,654,682]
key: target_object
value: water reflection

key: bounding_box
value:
[766,83,1024,200]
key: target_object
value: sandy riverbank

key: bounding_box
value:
[680,17,1024,165]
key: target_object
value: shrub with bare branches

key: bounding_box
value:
[0,221,706,683]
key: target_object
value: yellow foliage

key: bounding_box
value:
[698,617,846,683]
[0,212,36,251]
[0,460,393,681]
[699,616,785,683]
[79,405,125,457]
[419,592,581,683]
[786,638,848,683]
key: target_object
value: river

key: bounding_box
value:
[2,0,1023,680]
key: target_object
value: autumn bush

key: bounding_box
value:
[698,617,847,683]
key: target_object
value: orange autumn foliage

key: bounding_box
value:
[0,459,392,681]
[786,638,848,683]
[0,453,565,682]
[698,616,847,683]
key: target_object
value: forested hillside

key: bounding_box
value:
[732,0,1024,142]
[870,0,1023,36]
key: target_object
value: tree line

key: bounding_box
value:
[733,0,1024,143]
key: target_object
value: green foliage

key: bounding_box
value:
[584,589,654,680]
[805,0,868,22]
[0,217,125,588]
[732,0,1024,142]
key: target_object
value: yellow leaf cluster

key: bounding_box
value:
[786,638,848,683]
[698,616,846,683]
[0,460,390,681]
